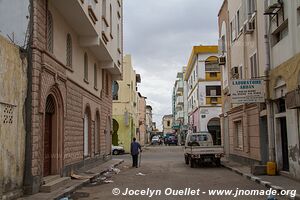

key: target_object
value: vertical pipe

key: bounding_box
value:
[264,9,276,162]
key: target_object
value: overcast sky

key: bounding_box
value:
[124,0,223,130]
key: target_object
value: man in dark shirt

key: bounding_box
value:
[130,137,142,168]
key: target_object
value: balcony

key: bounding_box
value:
[206,97,222,105]
[176,96,184,106]
[52,0,98,37]
[175,111,184,121]
[175,81,184,94]
[175,104,183,111]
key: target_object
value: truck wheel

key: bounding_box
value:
[190,158,195,168]
[185,156,189,165]
[215,158,221,167]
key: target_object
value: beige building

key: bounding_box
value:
[112,55,141,152]
[265,0,300,179]
[137,93,147,145]
[162,115,173,134]
[218,0,269,166]
[1,0,123,194]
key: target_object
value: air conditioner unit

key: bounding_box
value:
[231,67,239,79]
[219,56,226,65]
[245,21,255,34]
[265,0,282,13]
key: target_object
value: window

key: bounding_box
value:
[239,66,243,79]
[247,0,256,16]
[250,53,258,78]
[272,24,289,46]
[106,73,109,95]
[46,11,53,53]
[94,112,100,154]
[66,34,72,67]
[94,64,98,89]
[117,24,120,49]
[230,20,235,42]
[84,53,88,81]
[84,108,91,157]
[167,120,170,127]
[298,6,300,25]
[210,72,218,77]
[112,81,119,100]
[110,4,113,36]
[237,10,241,33]
[234,120,243,150]
[206,86,221,96]
[102,0,106,17]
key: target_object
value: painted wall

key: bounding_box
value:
[112,55,139,151]
[0,35,27,198]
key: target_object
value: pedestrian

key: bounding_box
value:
[131,137,142,168]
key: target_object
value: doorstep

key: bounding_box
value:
[18,159,124,200]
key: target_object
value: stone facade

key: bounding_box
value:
[23,0,122,194]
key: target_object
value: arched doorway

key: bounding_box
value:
[207,117,221,145]
[112,119,119,146]
[44,94,63,177]
[94,111,100,154]
[84,107,91,158]
[105,117,112,154]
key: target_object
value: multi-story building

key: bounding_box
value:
[137,92,147,145]
[173,67,189,144]
[145,105,153,143]
[112,55,140,153]
[185,46,222,145]
[1,0,123,195]
[218,0,269,167]
[265,0,300,179]
[162,115,173,134]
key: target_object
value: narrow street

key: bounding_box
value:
[71,146,289,200]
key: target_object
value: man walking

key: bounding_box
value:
[131,138,142,168]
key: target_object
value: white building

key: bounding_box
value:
[184,46,222,145]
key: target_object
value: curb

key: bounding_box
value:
[54,159,124,200]
[221,163,300,200]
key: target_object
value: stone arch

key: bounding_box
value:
[94,110,101,154]
[207,117,221,145]
[83,104,92,158]
[105,116,112,155]
[43,86,64,177]
[112,119,119,146]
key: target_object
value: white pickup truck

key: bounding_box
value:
[184,132,224,168]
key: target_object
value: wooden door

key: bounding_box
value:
[44,113,52,177]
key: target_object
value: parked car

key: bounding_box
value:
[167,135,178,145]
[184,132,224,168]
[151,135,160,145]
[112,145,125,155]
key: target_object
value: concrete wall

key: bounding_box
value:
[0,35,27,198]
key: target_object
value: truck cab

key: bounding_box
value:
[184,132,224,168]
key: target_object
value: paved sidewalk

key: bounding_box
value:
[18,159,124,200]
[222,159,300,200]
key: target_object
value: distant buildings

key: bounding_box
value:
[162,115,173,134]
[172,67,189,144]
[112,55,154,152]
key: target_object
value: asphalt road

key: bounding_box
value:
[70,146,289,200]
